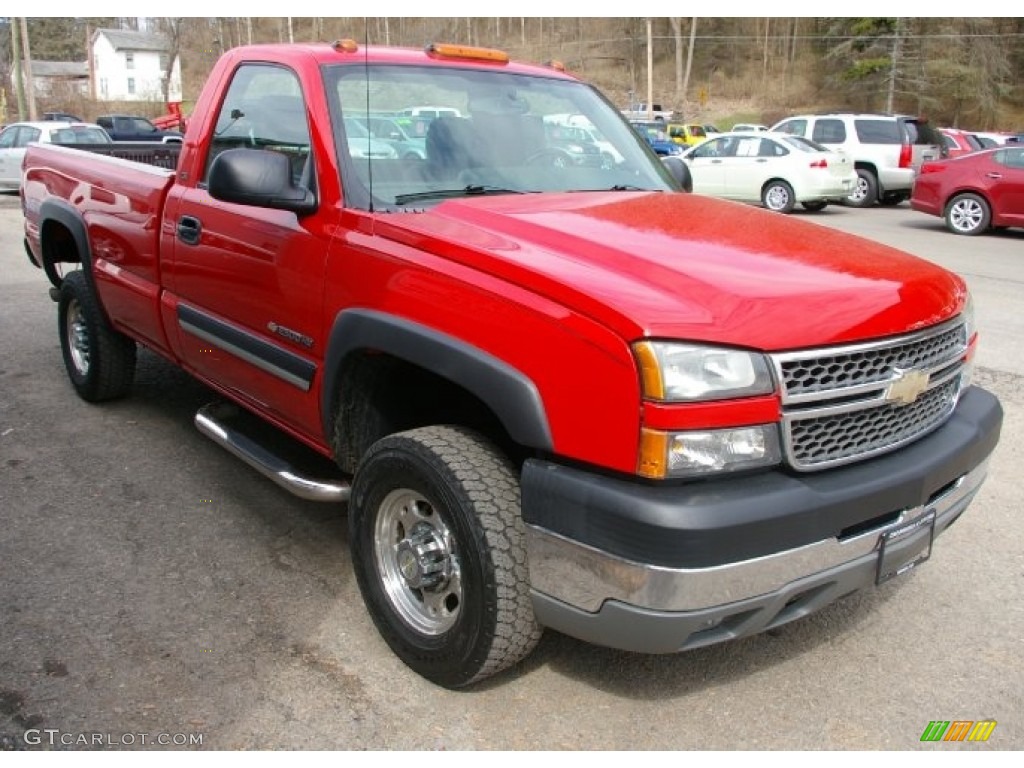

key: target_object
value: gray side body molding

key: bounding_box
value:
[322,309,553,451]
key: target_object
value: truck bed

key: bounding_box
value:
[22,142,180,352]
[53,141,181,170]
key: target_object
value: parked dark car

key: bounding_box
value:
[910,146,1024,235]
[43,111,84,122]
[629,120,684,157]
[96,114,183,143]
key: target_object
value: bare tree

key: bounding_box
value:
[152,18,184,104]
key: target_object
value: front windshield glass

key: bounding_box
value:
[323,62,675,209]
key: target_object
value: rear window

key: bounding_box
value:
[782,135,829,153]
[854,119,903,144]
[52,127,110,144]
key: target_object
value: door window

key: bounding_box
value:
[205,63,313,186]
[812,119,846,144]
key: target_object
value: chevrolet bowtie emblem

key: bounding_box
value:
[886,368,930,406]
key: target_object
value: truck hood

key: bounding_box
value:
[373,191,965,350]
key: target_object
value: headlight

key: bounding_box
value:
[639,425,781,479]
[961,292,976,389]
[634,341,774,402]
[961,292,976,346]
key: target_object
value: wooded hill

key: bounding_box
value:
[3,17,1022,131]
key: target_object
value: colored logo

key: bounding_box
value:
[920,720,997,742]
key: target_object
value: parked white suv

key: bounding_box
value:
[770,113,942,207]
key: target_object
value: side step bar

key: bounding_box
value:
[194,403,351,503]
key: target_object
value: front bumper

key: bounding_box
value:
[522,386,1001,653]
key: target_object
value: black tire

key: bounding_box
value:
[761,179,796,213]
[879,192,908,206]
[845,169,878,208]
[944,193,991,236]
[57,271,136,402]
[801,201,828,212]
[349,425,542,688]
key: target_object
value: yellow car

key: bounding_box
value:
[667,123,708,147]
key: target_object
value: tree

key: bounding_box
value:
[151,18,185,104]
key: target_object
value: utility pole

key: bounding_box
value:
[19,17,38,121]
[646,17,653,121]
[11,18,27,120]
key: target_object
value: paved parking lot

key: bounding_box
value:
[1,192,1021,750]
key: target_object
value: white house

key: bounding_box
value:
[90,28,181,103]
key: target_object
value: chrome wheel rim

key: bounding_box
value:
[66,299,90,375]
[950,199,983,233]
[849,177,868,203]
[766,185,790,211]
[374,489,461,635]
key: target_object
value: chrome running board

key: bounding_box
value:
[195,402,350,503]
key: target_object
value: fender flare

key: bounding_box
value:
[38,198,95,290]
[322,309,553,452]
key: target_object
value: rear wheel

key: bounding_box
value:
[349,425,541,688]
[761,180,796,213]
[801,201,828,212]
[879,192,908,206]
[845,169,878,207]
[944,193,991,235]
[58,271,136,402]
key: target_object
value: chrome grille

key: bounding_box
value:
[779,324,965,399]
[787,378,960,467]
[771,317,969,471]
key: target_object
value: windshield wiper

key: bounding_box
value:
[393,185,525,206]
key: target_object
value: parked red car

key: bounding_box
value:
[911,146,1024,234]
[938,127,983,158]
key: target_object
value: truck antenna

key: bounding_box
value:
[363,18,374,213]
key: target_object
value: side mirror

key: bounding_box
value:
[661,156,693,193]
[208,148,317,215]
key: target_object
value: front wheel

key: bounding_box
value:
[349,425,542,688]
[58,271,136,402]
[762,180,796,213]
[944,193,991,235]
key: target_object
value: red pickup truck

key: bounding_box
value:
[20,41,1002,689]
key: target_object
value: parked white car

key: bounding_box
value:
[731,123,769,132]
[0,121,111,190]
[679,131,857,213]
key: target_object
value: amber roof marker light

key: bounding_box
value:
[425,43,510,64]
[331,39,359,54]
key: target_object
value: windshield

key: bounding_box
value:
[323,63,675,209]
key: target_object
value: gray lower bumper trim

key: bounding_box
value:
[527,460,986,652]
[531,549,881,654]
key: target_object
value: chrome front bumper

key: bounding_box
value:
[525,459,989,653]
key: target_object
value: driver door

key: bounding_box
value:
[162,63,331,440]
